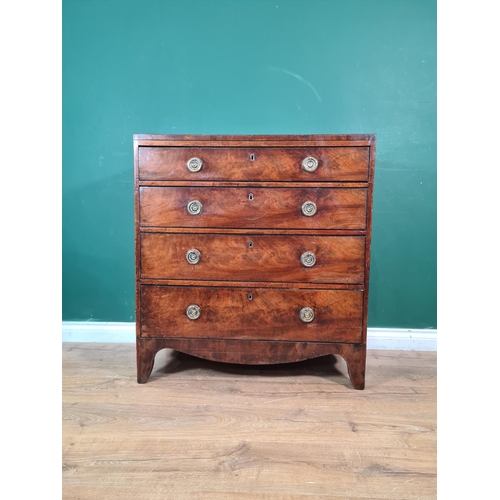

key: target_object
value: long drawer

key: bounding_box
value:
[138,146,369,182]
[139,187,367,230]
[140,285,363,343]
[140,233,365,284]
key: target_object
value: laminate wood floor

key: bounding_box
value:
[62,343,436,500]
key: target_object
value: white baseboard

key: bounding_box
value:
[366,328,436,351]
[62,322,136,343]
[62,322,436,351]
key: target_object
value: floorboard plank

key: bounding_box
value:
[62,343,436,499]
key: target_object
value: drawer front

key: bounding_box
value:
[141,233,365,284]
[140,187,367,230]
[140,285,363,342]
[138,146,369,182]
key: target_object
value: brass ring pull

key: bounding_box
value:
[302,156,318,172]
[186,249,201,265]
[186,304,201,320]
[301,252,316,267]
[301,201,317,217]
[299,307,315,323]
[187,200,203,215]
[186,157,203,172]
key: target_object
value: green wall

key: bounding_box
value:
[63,0,436,328]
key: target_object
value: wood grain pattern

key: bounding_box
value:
[139,180,370,188]
[140,286,363,343]
[140,186,367,230]
[136,339,366,388]
[361,135,376,342]
[133,133,375,147]
[138,279,364,290]
[140,233,365,284]
[63,343,436,499]
[140,227,367,235]
[138,146,369,181]
[134,137,141,352]
[134,134,376,391]
[134,133,376,141]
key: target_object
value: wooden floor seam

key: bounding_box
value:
[62,343,436,500]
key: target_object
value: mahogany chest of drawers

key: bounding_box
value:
[134,134,375,389]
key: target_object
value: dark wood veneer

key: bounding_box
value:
[140,286,363,342]
[140,186,367,230]
[139,146,369,182]
[140,233,365,284]
[135,134,375,389]
[136,338,366,389]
